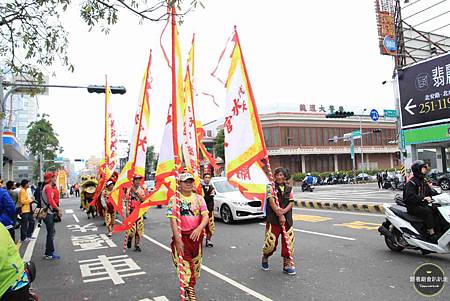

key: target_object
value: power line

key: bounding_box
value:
[411,10,450,28]
[403,0,447,20]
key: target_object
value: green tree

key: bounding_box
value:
[25,114,63,180]
[214,129,224,161]
[145,145,155,179]
[1,0,203,82]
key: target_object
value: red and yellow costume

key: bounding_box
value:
[126,186,145,249]
[167,193,208,289]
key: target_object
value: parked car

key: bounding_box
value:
[210,177,265,224]
[436,172,450,190]
[144,180,156,192]
[428,168,450,188]
[356,173,371,181]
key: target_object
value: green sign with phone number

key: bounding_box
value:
[403,123,450,145]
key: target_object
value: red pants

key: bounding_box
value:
[171,233,203,288]
[262,223,295,258]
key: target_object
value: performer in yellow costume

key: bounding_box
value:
[126,175,146,252]
[80,177,98,219]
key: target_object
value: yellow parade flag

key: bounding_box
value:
[223,30,269,204]
[110,51,152,216]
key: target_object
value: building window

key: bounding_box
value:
[263,128,271,147]
[272,127,280,146]
[299,127,306,146]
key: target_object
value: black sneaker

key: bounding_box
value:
[135,245,142,252]
[205,240,214,248]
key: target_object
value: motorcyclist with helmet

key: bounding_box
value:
[302,173,314,192]
[403,160,439,242]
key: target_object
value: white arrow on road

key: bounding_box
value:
[404,98,416,115]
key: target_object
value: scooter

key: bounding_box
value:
[301,181,314,192]
[378,193,450,255]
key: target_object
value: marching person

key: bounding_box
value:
[261,167,296,275]
[102,180,116,237]
[201,173,215,248]
[18,180,35,243]
[126,175,146,252]
[167,172,209,300]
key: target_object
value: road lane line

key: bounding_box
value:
[293,207,385,217]
[116,221,273,301]
[23,226,41,262]
[72,214,80,223]
[65,209,74,214]
[258,223,356,241]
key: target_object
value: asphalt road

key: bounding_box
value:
[19,197,449,301]
[293,182,445,204]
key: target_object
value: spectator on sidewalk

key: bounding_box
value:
[19,179,35,243]
[42,172,61,260]
[0,183,16,241]
[5,181,19,232]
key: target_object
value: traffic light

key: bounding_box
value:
[372,128,382,133]
[87,85,126,95]
[325,111,354,118]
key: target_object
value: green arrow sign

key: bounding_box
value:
[352,130,361,138]
[384,109,398,118]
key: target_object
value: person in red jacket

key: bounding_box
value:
[42,172,61,260]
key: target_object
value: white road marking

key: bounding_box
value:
[65,209,74,214]
[116,221,273,301]
[72,214,80,223]
[258,223,356,241]
[293,207,385,217]
[139,298,169,301]
[79,254,145,285]
[23,226,41,262]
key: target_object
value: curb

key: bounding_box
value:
[295,200,385,214]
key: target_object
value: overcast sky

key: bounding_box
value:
[37,0,447,162]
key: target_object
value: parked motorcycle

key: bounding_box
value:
[378,193,450,255]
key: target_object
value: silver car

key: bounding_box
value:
[210,177,265,224]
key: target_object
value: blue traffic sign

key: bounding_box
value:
[370,109,379,122]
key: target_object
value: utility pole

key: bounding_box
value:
[359,108,367,172]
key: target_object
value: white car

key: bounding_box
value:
[210,177,265,224]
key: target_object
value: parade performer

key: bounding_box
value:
[79,175,88,209]
[102,180,116,237]
[126,175,146,252]
[261,167,296,275]
[80,178,98,219]
[201,173,215,248]
[167,173,209,300]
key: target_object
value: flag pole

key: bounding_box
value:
[171,5,186,301]
[234,27,295,268]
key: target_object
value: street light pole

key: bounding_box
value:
[0,80,126,180]
[359,108,367,172]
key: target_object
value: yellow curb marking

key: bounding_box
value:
[334,221,381,230]
[293,214,332,222]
